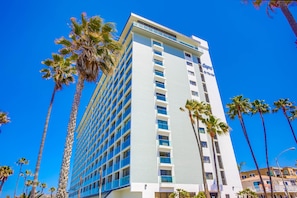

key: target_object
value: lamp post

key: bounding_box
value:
[275,147,296,198]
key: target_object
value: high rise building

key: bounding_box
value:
[69,13,242,198]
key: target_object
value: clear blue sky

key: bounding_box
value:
[0,0,296,196]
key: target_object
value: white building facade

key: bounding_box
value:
[69,13,242,198]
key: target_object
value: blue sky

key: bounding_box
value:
[0,0,296,196]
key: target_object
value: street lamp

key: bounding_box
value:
[275,147,296,198]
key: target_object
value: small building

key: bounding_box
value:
[240,167,297,198]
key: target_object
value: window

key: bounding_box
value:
[160,169,171,176]
[205,93,210,102]
[123,167,130,176]
[197,57,201,64]
[123,149,130,158]
[154,50,162,56]
[250,173,255,177]
[199,65,203,72]
[215,142,220,153]
[153,40,162,46]
[199,128,205,133]
[156,81,165,88]
[191,91,198,96]
[158,120,168,130]
[185,53,191,58]
[200,74,205,82]
[203,156,210,163]
[157,106,167,115]
[242,175,247,179]
[190,80,196,86]
[154,59,163,66]
[188,70,194,76]
[186,61,193,66]
[218,156,224,169]
[156,93,166,101]
[160,152,170,157]
[201,141,207,148]
[225,194,230,198]
[158,135,169,146]
[203,83,207,92]
[206,172,213,179]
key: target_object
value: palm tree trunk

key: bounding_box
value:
[0,179,6,192]
[195,118,210,198]
[238,111,267,198]
[211,137,220,198]
[31,87,57,198]
[282,108,297,143]
[23,176,27,194]
[260,112,273,198]
[56,75,84,198]
[14,165,23,198]
[279,2,297,37]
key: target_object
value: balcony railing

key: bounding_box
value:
[120,175,130,186]
[159,139,170,146]
[161,176,173,183]
[160,157,171,164]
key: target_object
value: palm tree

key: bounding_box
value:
[39,183,47,193]
[290,109,297,121]
[272,98,297,143]
[180,99,211,198]
[0,111,10,132]
[203,115,229,198]
[0,165,13,193]
[226,95,267,197]
[237,188,257,198]
[14,158,29,197]
[54,13,121,197]
[22,170,33,194]
[252,0,297,43]
[49,187,56,198]
[31,54,76,197]
[251,99,273,197]
[25,180,33,195]
[237,161,246,173]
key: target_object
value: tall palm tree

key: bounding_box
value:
[180,99,211,198]
[31,54,76,197]
[251,99,273,197]
[49,187,56,198]
[272,98,297,143]
[0,111,10,132]
[237,161,246,173]
[40,183,47,193]
[226,95,267,197]
[203,115,229,198]
[25,180,33,195]
[253,0,297,43]
[22,170,33,194]
[0,165,13,193]
[290,109,297,121]
[14,158,29,197]
[55,13,121,197]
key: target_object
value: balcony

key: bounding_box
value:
[113,162,120,171]
[160,157,171,164]
[122,138,130,150]
[121,156,130,167]
[113,179,119,188]
[159,139,170,146]
[161,176,173,183]
[133,22,203,55]
[120,175,130,186]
